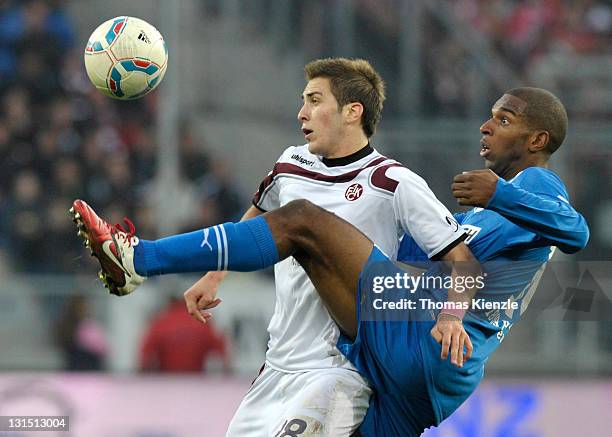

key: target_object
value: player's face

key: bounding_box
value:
[297,77,346,157]
[479,94,532,180]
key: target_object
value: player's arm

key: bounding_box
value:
[390,167,477,367]
[452,169,589,253]
[184,149,286,323]
[397,212,467,266]
[432,242,479,367]
[184,206,262,323]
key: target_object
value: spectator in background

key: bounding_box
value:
[9,169,46,270]
[178,123,243,229]
[179,121,211,183]
[54,295,108,371]
[139,297,230,373]
[0,0,73,83]
[0,117,11,250]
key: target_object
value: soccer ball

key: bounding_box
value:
[84,16,168,100]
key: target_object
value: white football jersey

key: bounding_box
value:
[253,144,465,372]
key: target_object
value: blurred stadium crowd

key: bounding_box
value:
[279,0,612,117]
[0,0,610,373]
[0,0,242,275]
[432,0,612,117]
[3,0,609,273]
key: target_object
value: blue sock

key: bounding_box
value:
[133,216,279,276]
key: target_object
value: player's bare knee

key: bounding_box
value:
[286,200,329,245]
[285,199,318,216]
[282,200,323,233]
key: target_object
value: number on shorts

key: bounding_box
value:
[274,418,308,437]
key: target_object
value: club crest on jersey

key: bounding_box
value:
[345,183,363,201]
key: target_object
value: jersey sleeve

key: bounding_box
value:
[397,234,429,263]
[487,167,589,254]
[452,212,467,224]
[252,147,295,212]
[252,167,279,212]
[388,166,466,259]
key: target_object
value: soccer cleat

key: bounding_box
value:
[70,199,145,296]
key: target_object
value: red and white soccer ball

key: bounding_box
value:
[84,16,168,100]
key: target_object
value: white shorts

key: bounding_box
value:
[225,365,372,437]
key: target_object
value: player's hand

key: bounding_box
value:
[430,314,473,367]
[184,271,227,324]
[452,169,500,207]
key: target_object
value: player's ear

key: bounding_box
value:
[344,102,364,124]
[528,130,549,153]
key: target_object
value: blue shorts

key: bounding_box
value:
[336,247,485,436]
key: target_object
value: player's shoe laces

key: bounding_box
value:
[70,199,145,296]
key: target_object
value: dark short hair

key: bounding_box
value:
[505,87,568,154]
[305,58,386,138]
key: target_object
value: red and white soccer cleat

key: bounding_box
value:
[70,199,145,296]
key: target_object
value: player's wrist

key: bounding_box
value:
[208,271,229,282]
[438,307,465,321]
[485,178,508,209]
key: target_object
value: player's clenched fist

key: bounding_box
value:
[430,314,473,367]
[452,169,500,207]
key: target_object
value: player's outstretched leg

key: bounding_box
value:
[71,199,372,337]
[263,200,374,338]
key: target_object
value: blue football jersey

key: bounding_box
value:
[394,167,589,421]
[398,166,589,338]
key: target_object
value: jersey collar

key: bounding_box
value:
[321,143,374,167]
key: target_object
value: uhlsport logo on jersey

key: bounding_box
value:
[345,183,364,201]
[291,154,315,167]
